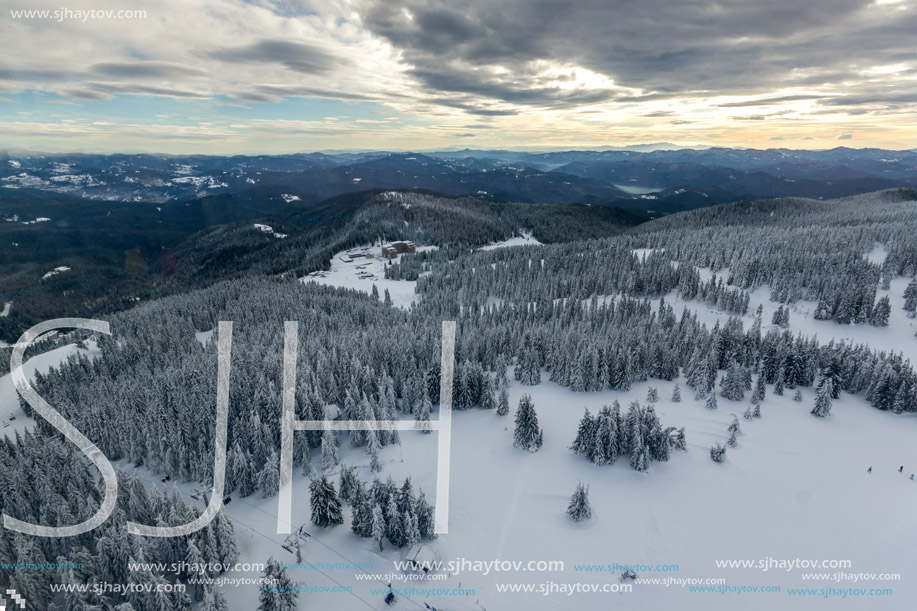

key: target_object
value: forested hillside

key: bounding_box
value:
[2,188,916,610]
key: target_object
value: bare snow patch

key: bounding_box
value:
[172,175,228,189]
[253,224,288,239]
[478,231,542,251]
[281,193,301,203]
[864,242,888,266]
[0,302,10,317]
[2,173,48,188]
[302,245,437,309]
[632,247,666,260]
[41,266,71,280]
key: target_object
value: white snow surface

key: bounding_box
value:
[302,245,437,309]
[478,231,542,251]
[253,224,288,239]
[0,341,100,437]
[41,266,71,280]
[114,369,917,611]
[0,302,10,317]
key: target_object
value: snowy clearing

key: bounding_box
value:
[113,370,917,611]
[41,266,71,280]
[0,341,100,437]
[0,302,10,317]
[254,224,288,239]
[302,245,437,309]
[478,231,542,251]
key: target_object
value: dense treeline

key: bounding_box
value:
[0,431,238,610]
[625,189,917,325]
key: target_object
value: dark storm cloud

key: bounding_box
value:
[355,0,916,112]
[206,40,343,74]
[91,62,207,79]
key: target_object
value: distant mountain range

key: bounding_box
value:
[2,146,916,216]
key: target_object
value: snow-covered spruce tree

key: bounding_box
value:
[869,295,891,327]
[812,374,833,418]
[321,429,339,471]
[258,558,298,611]
[370,444,382,473]
[350,481,373,538]
[416,490,436,540]
[774,367,786,396]
[629,426,649,472]
[426,364,441,404]
[744,405,754,420]
[671,383,681,402]
[869,295,892,327]
[203,589,230,611]
[771,305,790,328]
[414,391,433,433]
[385,494,408,548]
[752,374,766,403]
[257,450,281,498]
[710,442,727,463]
[727,416,740,447]
[646,386,658,403]
[513,394,543,452]
[793,389,803,402]
[705,393,718,410]
[339,464,357,504]
[310,474,343,527]
[904,277,917,316]
[496,384,510,416]
[593,405,619,465]
[720,360,745,401]
[517,348,542,386]
[819,359,842,399]
[566,482,592,522]
[570,409,596,459]
[753,403,762,418]
[668,427,687,452]
[481,376,496,410]
[371,503,386,551]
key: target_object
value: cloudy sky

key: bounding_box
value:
[1,0,915,153]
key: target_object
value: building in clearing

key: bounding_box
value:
[381,241,416,258]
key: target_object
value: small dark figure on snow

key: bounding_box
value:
[867,467,872,473]
[910,474,914,481]
[899,466,904,473]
